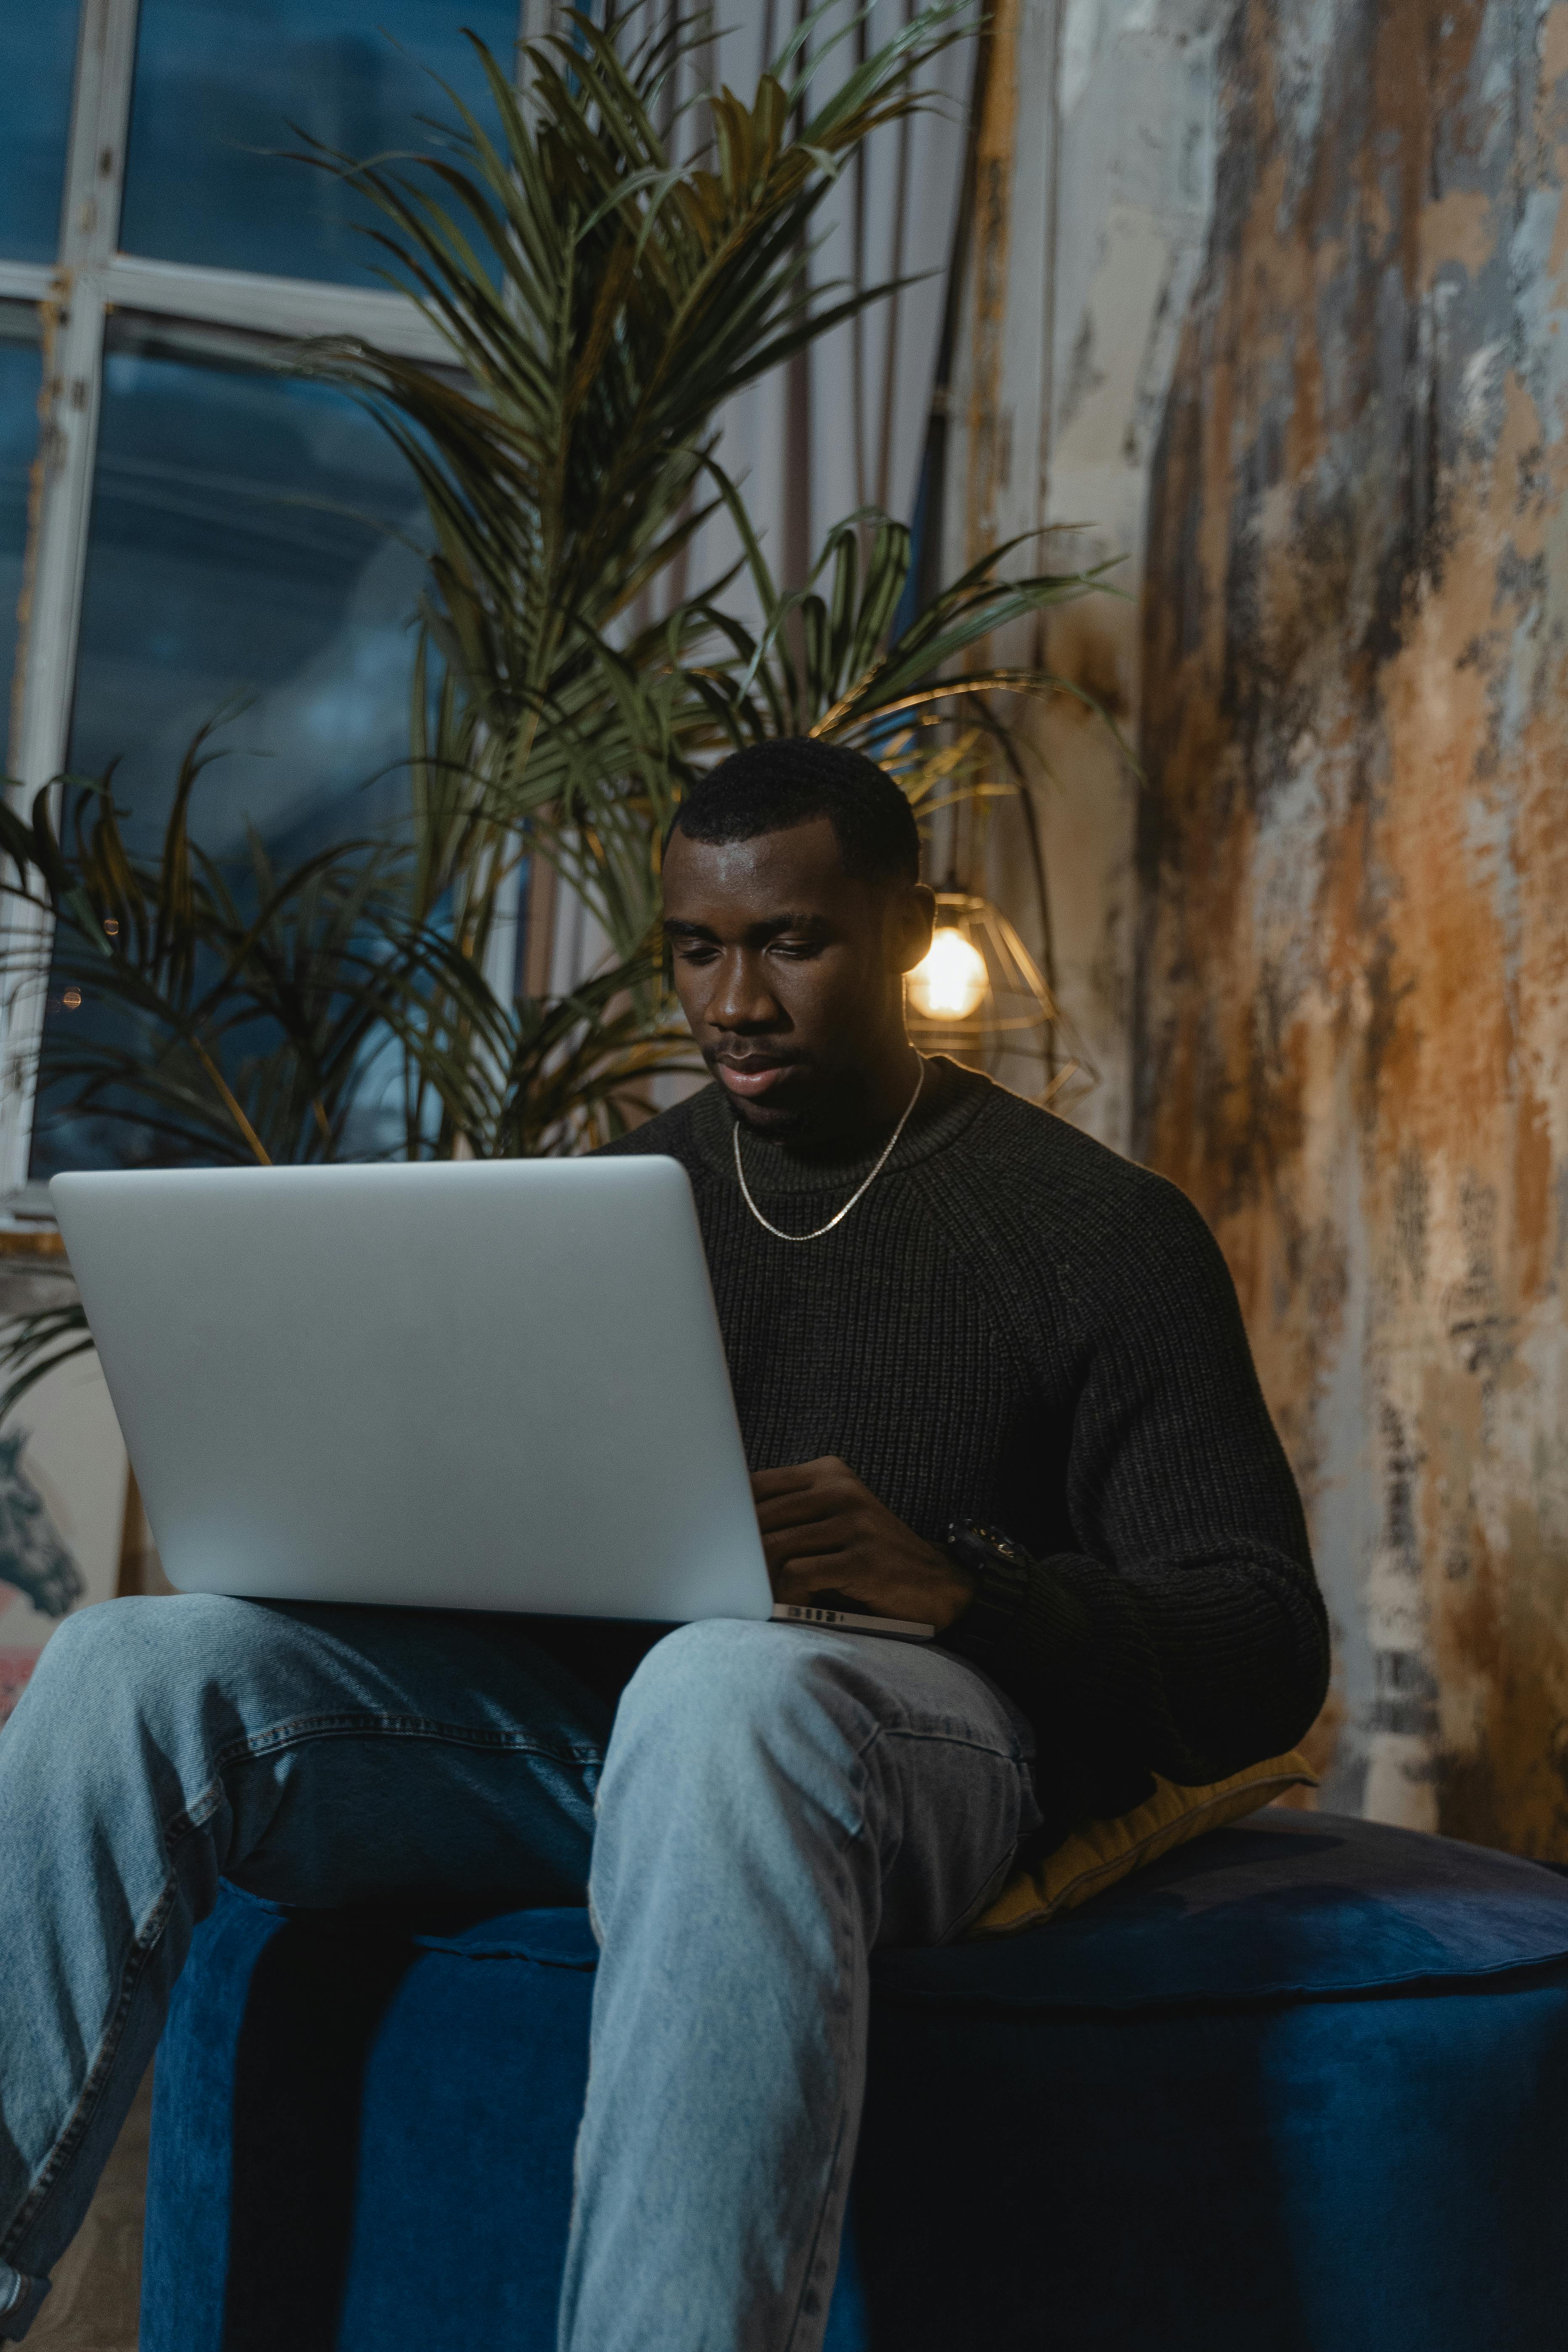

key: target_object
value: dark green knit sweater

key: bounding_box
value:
[600,1056,1329,1835]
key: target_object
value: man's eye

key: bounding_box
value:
[771,939,820,960]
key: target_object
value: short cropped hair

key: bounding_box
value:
[668,736,921,889]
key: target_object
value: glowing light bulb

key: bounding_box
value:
[907,927,987,1021]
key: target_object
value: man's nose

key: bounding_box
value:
[708,950,781,1031]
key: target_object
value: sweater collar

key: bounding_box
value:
[687,1054,994,1198]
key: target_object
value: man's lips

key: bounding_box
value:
[710,1056,799,1099]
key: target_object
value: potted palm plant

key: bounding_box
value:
[301,7,1118,979]
[0,0,1121,1423]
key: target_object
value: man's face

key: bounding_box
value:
[661,816,935,1140]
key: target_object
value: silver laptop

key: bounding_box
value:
[51,1158,931,1638]
[53,1158,773,1621]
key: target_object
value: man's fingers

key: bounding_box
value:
[769,1552,861,1603]
[749,1457,854,1501]
[759,1514,861,1569]
[753,1463,865,1537]
[753,1486,854,1535]
[749,1466,816,1500]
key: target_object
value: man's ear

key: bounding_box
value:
[892,882,937,974]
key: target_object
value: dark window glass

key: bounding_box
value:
[0,4,77,265]
[29,321,429,1178]
[0,315,42,761]
[119,0,522,285]
[66,323,426,857]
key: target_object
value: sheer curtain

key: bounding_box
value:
[665,0,974,613]
[536,0,976,992]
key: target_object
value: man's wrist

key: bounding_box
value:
[941,1521,1032,1660]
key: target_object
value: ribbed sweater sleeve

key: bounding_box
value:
[954,1170,1329,1800]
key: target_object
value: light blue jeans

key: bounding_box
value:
[0,1595,1039,2349]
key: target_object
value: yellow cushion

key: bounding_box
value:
[971,1750,1319,1937]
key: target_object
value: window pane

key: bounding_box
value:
[119,0,523,285]
[68,325,426,856]
[0,313,42,762]
[0,3,77,265]
[28,323,428,1179]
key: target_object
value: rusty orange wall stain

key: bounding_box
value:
[1543,0,1568,87]
[1420,189,1494,279]
[1137,0,1568,1855]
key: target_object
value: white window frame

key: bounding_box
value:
[0,0,528,1212]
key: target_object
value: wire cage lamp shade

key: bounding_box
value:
[904,893,1092,1111]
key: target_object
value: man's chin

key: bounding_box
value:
[708,1058,813,1135]
[728,1091,808,1138]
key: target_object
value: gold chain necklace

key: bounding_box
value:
[732,1056,925,1243]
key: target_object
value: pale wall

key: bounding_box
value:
[942,0,1225,1152]
[1138,0,1568,1855]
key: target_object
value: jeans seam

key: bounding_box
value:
[173,1718,603,1837]
[782,1820,862,2352]
[946,1773,1035,1939]
[784,2092,856,2352]
[210,1713,603,1766]
[872,1723,1029,1766]
[0,1870,177,2264]
[856,1724,1035,1939]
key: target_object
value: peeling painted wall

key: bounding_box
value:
[941,0,1224,1149]
[1138,0,1568,1855]
[1037,0,1224,1152]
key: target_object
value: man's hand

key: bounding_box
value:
[751,1457,974,1632]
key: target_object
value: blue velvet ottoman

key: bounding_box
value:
[141,1811,1568,2351]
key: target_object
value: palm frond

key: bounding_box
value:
[293,2,978,934]
[666,497,1132,863]
[0,1304,95,1428]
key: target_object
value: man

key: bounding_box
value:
[0,736,1328,2349]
